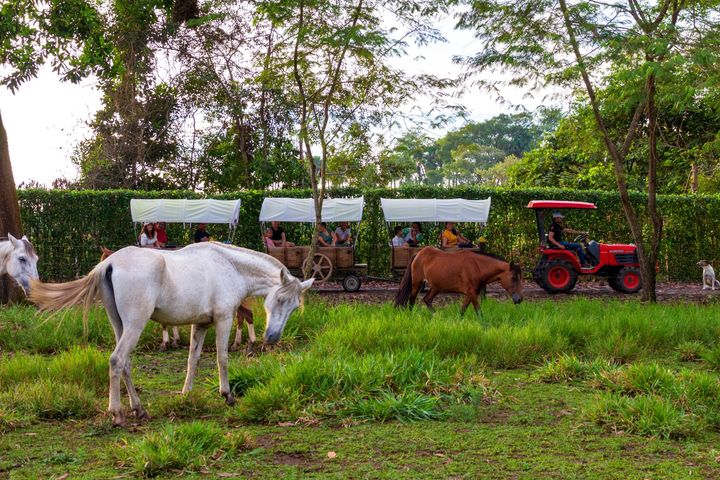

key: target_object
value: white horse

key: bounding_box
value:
[100,245,258,352]
[30,242,313,427]
[1,233,39,295]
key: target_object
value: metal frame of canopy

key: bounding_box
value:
[258,197,367,291]
[130,198,242,244]
[379,197,492,279]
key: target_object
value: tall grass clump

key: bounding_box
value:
[535,355,616,383]
[0,380,97,420]
[0,346,107,392]
[120,421,254,477]
[233,348,490,423]
[586,393,695,439]
[700,344,720,371]
[597,363,681,398]
[577,363,720,438]
[676,341,707,362]
[0,346,107,426]
[345,391,443,422]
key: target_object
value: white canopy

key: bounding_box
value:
[380,198,492,223]
[130,199,242,225]
[259,197,364,223]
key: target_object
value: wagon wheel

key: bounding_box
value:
[302,253,333,283]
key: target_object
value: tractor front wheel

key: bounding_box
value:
[538,259,578,294]
[610,267,642,294]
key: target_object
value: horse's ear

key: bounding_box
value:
[7,233,20,248]
[300,279,314,292]
[280,268,292,285]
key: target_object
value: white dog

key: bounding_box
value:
[698,260,720,290]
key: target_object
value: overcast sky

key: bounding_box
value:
[1,16,558,186]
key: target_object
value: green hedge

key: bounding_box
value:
[17,186,720,281]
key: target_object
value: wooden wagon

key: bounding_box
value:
[380,197,492,278]
[259,197,368,292]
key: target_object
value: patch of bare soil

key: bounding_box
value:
[312,279,720,304]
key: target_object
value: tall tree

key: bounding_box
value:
[457,0,720,301]
[256,0,449,277]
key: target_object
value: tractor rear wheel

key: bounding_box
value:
[539,259,578,294]
[612,267,642,294]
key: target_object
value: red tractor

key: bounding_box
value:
[528,200,642,294]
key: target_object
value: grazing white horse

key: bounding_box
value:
[30,242,313,427]
[1,233,39,295]
[100,245,258,352]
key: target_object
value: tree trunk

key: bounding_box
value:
[559,0,658,300]
[642,72,663,302]
[690,162,698,193]
[0,110,23,305]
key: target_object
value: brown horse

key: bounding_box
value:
[394,247,523,314]
[100,246,257,353]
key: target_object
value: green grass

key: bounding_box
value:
[119,421,254,477]
[0,300,329,354]
[5,298,720,477]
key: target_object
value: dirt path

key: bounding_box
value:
[314,279,720,304]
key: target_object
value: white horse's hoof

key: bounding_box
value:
[112,412,127,428]
[134,407,150,422]
[222,392,236,406]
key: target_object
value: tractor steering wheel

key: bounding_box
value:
[573,232,589,243]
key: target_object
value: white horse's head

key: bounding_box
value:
[3,234,39,295]
[263,269,313,344]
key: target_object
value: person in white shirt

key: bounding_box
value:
[391,226,409,247]
[334,222,353,246]
[140,222,159,248]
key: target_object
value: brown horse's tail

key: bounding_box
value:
[29,263,107,335]
[394,254,417,307]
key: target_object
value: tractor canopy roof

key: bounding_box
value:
[527,200,597,210]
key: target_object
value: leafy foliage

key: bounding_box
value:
[17,185,720,281]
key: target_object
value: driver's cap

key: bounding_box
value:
[552,212,565,219]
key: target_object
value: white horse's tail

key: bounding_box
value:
[29,263,107,334]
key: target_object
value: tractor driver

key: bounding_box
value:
[548,212,590,267]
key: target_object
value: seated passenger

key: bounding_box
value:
[140,222,159,248]
[391,226,409,247]
[403,222,423,247]
[318,222,336,247]
[155,222,168,248]
[194,223,212,243]
[441,222,473,249]
[334,221,353,246]
[266,221,295,247]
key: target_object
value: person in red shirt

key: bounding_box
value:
[155,222,168,248]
